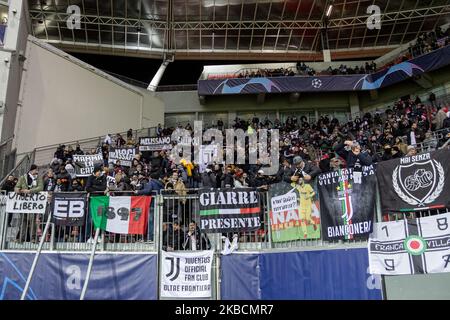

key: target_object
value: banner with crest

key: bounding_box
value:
[318,165,377,241]
[377,149,450,213]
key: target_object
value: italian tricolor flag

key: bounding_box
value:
[90,196,151,235]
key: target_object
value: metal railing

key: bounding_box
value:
[0,152,34,187]
[1,191,158,252]
[16,126,158,169]
[1,186,449,259]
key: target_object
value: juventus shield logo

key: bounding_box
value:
[392,159,445,206]
[165,257,180,281]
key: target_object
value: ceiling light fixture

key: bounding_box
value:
[326,5,333,17]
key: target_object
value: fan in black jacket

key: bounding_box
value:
[183,222,211,251]
[85,164,107,194]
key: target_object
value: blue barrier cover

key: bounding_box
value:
[0,252,157,300]
[221,248,382,300]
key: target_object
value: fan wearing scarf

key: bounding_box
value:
[14,164,44,242]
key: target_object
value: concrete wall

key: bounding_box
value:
[384,273,450,300]
[0,0,31,174]
[14,37,164,155]
[358,65,450,112]
[158,90,350,114]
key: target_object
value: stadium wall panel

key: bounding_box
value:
[220,248,383,300]
[0,252,158,300]
[14,38,164,155]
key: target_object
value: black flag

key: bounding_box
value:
[318,165,377,241]
[51,193,87,226]
[377,149,450,213]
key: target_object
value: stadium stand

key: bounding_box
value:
[1,0,450,302]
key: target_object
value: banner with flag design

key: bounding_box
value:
[199,188,261,233]
[369,212,450,275]
[318,165,376,241]
[90,196,151,234]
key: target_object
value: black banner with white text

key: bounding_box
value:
[199,189,261,233]
[318,166,376,241]
[51,193,87,226]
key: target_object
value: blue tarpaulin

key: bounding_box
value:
[0,252,158,300]
[221,248,382,300]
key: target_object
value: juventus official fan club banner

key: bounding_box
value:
[90,196,151,235]
[377,149,450,213]
[269,182,320,242]
[139,136,173,152]
[369,212,450,275]
[108,147,136,167]
[6,192,48,214]
[73,154,104,177]
[318,165,376,241]
[51,193,87,226]
[160,250,214,298]
[199,189,261,233]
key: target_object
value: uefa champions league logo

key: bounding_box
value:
[311,79,322,89]
[393,159,444,206]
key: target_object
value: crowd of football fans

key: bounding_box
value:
[3,95,449,197]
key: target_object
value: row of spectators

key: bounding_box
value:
[2,95,449,246]
[322,61,377,75]
[409,29,450,58]
[236,67,296,78]
[3,97,449,199]
[206,27,449,81]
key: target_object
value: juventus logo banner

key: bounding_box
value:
[377,149,450,213]
[318,165,376,241]
[269,182,321,242]
[160,250,214,298]
[51,193,87,226]
[199,189,261,233]
[369,212,450,275]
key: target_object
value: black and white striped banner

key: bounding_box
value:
[369,212,450,275]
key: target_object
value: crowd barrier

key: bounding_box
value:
[3,186,447,254]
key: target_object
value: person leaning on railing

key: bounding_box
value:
[14,164,44,243]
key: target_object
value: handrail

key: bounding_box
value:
[17,126,158,158]
[0,152,32,187]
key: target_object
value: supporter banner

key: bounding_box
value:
[199,189,261,233]
[318,165,376,241]
[106,175,117,188]
[198,45,450,95]
[0,252,157,300]
[369,212,450,275]
[51,193,87,226]
[269,182,320,242]
[139,136,172,151]
[198,145,220,173]
[377,149,450,213]
[73,154,104,177]
[108,147,136,167]
[90,196,151,235]
[6,192,48,214]
[160,250,214,298]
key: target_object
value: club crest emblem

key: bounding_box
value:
[392,159,444,206]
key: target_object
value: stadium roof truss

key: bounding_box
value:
[28,0,450,60]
